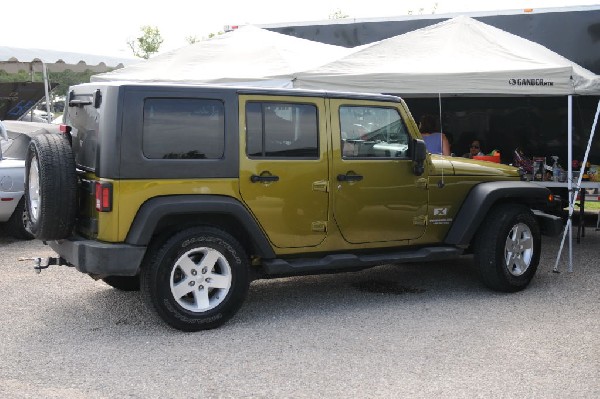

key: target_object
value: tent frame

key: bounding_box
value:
[554,96,600,272]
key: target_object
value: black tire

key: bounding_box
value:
[25,134,77,240]
[474,204,541,292]
[141,227,250,331]
[6,198,34,240]
[102,276,141,291]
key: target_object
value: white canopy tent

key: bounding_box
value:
[91,25,352,87]
[292,16,600,96]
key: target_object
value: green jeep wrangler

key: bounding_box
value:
[24,82,562,331]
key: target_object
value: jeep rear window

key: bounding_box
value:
[246,102,318,158]
[143,98,225,159]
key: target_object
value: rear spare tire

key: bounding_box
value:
[25,134,77,240]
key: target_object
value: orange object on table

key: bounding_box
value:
[473,154,501,163]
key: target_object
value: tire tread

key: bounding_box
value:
[140,226,250,331]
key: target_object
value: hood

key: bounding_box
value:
[429,156,520,178]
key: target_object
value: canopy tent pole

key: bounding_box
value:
[554,97,600,273]
[568,95,573,272]
[25,61,53,123]
[438,93,443,134]
[40,61,52,123]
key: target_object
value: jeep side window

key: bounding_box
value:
[142,98,225,159]
[246,102,318,158]
[340,106,409,159]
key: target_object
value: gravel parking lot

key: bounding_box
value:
[0,225,598,398]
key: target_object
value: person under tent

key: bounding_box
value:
[418,114,451,156]
[462,139,484,159]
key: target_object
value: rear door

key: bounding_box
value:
[239,95,329,249]
[330,99,428,244]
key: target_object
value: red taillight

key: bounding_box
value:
[95,182,113,212]
[59,124,72,134]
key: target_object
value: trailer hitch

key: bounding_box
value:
[18,257,70,274]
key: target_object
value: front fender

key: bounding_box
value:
[444,181,552,246]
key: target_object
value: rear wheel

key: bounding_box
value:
[6,198,34,240]
[141,227,250,331]
[25,134,77,240]
[474,204,541,292]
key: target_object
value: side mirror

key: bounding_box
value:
[412,138,427,176]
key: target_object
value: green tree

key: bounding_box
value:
[128,25,164,59]
[186,35,200,44]
[207,31,225,39]
[0,69,108,97]
[329,9,349,19]
[49,70,97,97]
[408,2,438,15]
[0,70,34,82]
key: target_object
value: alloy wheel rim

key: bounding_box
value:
[28,157,40,223]
[169,247,232,312]
[504,222,534,276]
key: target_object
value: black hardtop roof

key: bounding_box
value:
[75,81,402,103]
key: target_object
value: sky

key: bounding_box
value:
[2,0,599,59]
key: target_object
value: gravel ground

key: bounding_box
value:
[0,226,598,398]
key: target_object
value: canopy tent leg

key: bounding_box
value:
[554,96,600,272]
[25,61,53,123]
[40,61,52,123]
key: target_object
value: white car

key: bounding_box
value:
[0,120,60,239]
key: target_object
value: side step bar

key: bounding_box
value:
[261,246,463,276]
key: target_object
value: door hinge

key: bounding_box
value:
[416,178,428,189]
[413,215,427,226]
[311,221,327,232]
[312,180,329,192]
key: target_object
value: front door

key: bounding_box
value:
[330,99,427,244]
[239,95,329,249]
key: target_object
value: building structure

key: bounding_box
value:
[0,46,136,73]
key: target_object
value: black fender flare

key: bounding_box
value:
[444,181,552,246]
[125,195,275,258]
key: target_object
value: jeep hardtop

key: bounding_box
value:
[24,82,562,331]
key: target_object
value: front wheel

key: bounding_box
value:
[140,227,250,331]
[474,204,541,292]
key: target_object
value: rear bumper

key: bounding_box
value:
[49,236,146,276]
